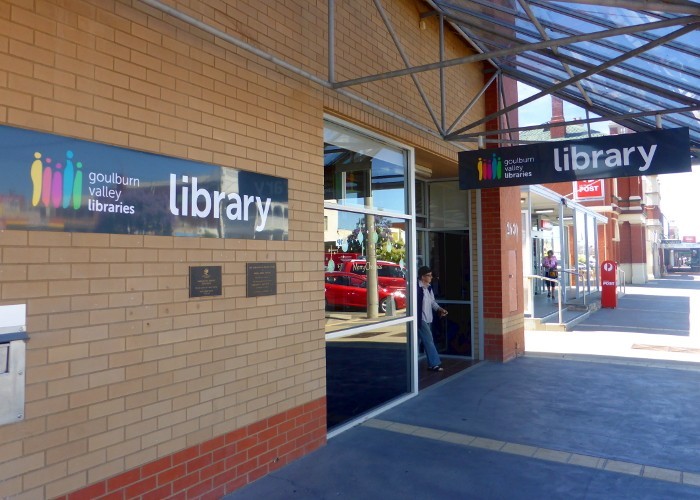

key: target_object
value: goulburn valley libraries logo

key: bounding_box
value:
[476,152,534,182]
[30,149,139,214]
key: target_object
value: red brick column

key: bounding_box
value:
[54,398,326,500]
[480,187,525,362]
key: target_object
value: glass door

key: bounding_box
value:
[429,230,471,356]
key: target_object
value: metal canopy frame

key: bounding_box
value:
[142,0,699,158]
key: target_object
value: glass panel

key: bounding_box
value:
[415,179,426,217]
[325,323,410,429]
[575,210,587,292]
[428,231,470,301]
[429,303,472,357]
[428,182,468,229]
[324,122,407,213]
[439,0,700,152]
[324,210,408,331]
[587,214,599,289]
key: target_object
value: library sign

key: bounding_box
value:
[459,127,691,190]
[0,125,288,239]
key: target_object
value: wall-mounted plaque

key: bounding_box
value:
[189,266,222,298]
[246,263,277,297]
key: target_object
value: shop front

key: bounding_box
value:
[322,119,476,433]
[521,185,607,318]
[0,1,488,497]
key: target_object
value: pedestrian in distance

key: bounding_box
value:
[417,266,448,372]
[542,250,558,298]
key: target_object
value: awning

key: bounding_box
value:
[428,0,699,159]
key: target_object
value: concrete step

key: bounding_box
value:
[526,300,601,332]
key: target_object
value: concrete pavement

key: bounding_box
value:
[225,276,700,499]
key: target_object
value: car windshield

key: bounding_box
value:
[378,266,405,278]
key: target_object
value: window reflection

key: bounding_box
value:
[325,323,409,429]
[323,120,412,430]
[324,210,408,328]
[324,122,406,213]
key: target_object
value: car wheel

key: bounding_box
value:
[379,298,388,313]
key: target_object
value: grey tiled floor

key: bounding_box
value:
[227,276,700,499]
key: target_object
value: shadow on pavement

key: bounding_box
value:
[573,293,690,336]
[639,274,700,289]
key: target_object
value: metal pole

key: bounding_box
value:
[328,0,335,84]
[439,13,446,134]
[332,16,696,89]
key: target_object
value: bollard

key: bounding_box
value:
[385,295,396,316]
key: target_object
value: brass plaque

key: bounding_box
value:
[246,263,277,297]
[189,266,222,298]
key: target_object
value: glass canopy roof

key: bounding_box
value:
[431,0,699,159]
[143,0,699,161]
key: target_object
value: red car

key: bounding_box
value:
[333,259,407,293]
[324,271,407,313]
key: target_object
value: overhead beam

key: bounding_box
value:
[517,0,592,106]
[446,22,700,138]
[445,71,499,135]
[448,105,700,141]
[555,0,700,15]
[372,0,442,133]
[332,16,696,89]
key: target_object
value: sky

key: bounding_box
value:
[517,83,700,239]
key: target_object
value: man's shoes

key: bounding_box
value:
[547,293,551,297]
[428,365,444,372]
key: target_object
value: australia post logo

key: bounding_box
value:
[30,150,83,210]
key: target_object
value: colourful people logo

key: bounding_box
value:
[30,150,83,209]
[476,153,503,181]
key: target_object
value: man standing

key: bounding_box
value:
[417,266,448,372]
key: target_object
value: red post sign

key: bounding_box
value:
[601,260,617,308]
[575,179,604,200]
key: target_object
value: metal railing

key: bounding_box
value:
[560,268,586,306]
[526,274,563,324]
[617,268,626,294]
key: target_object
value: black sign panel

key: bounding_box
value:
[189,266,223,297]
[246,263,277,297]
[459,127,691,190]
[0,124,288,239]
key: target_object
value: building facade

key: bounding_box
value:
[0,1,525,498]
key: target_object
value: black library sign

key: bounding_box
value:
[246,263,277,297]
[0,124,288,240]
[189,266,223,298]
[459,127,691,190]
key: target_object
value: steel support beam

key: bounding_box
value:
[446,22,699,138]
[446,71,499,135]
[517,0,592,106]
[332,15,696,89]
[372,0,442,134]
[556,0,700,15]
[449,105,700,141]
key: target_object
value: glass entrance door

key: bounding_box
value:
[427,231,472,356]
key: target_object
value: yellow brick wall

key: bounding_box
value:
[326,0,485,157]
[0,0,486,497]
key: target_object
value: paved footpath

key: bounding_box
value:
[227,276,700,499]
[527,274,700,364]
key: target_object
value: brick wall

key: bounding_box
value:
[0,1,327,497]
[52,398,325,500]
[480,187,524,362]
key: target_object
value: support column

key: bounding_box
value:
[478,71,524,362]
[480,186,524,362]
